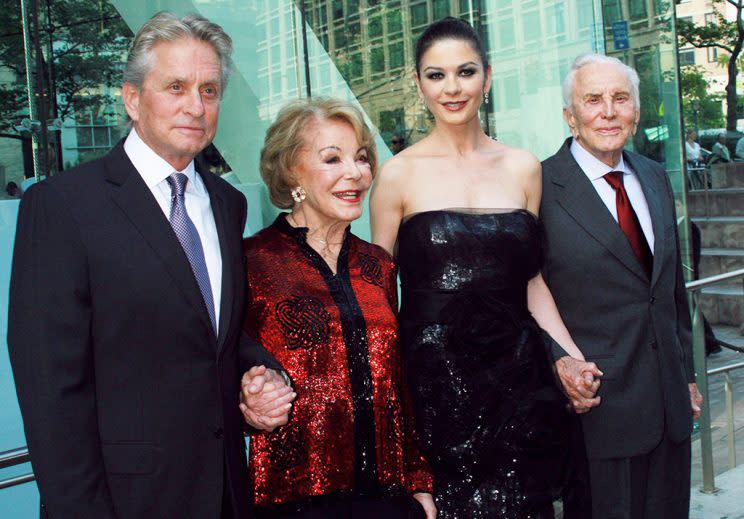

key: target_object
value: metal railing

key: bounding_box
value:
[0,447,33,490]
[687,165,712,216]
[687,267,744,493]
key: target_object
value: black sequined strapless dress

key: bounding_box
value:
[397,209,589,519]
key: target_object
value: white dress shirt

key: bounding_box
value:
[570,139,655,254]
[685,140,701,162]
[124,129,223,331]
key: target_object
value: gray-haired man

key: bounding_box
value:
[541,54,701,518]
[8,12,292,519]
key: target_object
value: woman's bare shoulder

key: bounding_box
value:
[378,140,439,181]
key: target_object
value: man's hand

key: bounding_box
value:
[239,365,295,432]
[413,492,437,519]
[554,356,603,414]
[689,382,703,420]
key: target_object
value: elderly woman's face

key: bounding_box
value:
[292,118,372,226]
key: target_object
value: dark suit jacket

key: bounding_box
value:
[540,138,694,460]
[7,142,280,518]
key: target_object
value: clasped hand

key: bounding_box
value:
[554,356,603,414]
[239,365,296,431]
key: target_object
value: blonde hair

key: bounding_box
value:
[260,97,378,209]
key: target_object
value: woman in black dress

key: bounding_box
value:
[370,17,593,519]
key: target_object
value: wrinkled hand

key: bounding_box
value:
[413,492,437,519]
[554,356,602,414]
[689,383,703,420]
[239,365,295,432]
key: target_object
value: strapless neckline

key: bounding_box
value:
[401,208,537,226]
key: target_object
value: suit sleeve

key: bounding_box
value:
[238,331,285,374]
[235,193,284,376]
[660,165,695,382]
[7,184,117,518]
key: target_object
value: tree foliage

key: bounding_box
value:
[680,65,725,132]
[677,0,743,131]
[0,0,131,135]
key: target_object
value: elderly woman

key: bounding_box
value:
[243,98,435,519]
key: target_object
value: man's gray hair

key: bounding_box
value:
[562,53,640,113]
[123,11,233,95]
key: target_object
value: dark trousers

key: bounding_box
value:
[588,433,691,519]
[222,464,235,519]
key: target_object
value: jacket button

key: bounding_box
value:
[650,296,656,304]
[214,427,224,439]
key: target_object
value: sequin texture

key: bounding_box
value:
[243,214,433,509]
[397,209,590,518]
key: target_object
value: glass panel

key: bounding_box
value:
[386,8,403,33]
[370,46,386,73]
[368,15,383,38]
[487,0,599,157]
[603,0,623,24]
[389,40,405,69]
[629,0,648,20]
[411,3,429,27]
[522,10,541,43]
[433,0,451,20]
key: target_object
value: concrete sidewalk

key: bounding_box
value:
[689,325,744,518]
[690,463,744,518]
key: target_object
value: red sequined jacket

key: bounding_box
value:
[243,215,433,508]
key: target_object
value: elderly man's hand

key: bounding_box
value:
[689,383,703,420]
[554,356,603,414]
[239,365,295,431]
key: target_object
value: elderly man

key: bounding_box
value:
[8,12,293,519]
[540,54,701,518]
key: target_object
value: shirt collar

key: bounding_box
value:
[274,213,351,242]
[123,128,200,193]
[570,138,628,180]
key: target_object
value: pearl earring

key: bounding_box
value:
[291,186,306,203]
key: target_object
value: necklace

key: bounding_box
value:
[287,213,342,247]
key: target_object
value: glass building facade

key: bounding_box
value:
[0,1,689,514]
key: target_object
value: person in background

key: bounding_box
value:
[685,130,702,166]
[685,130,705,189]
[390,134,406,154]
[735,135,744,161]
[243,97,435,519]
[5,181,22,198]
[710,133,731,164]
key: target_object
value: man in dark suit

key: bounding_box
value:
[540,54,702,518]
[7,12,293,519]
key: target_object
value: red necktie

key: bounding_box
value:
[603,171,653,278]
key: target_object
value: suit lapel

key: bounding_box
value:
[103,143,216,341]
[623,151,666,287]
[199,169,234,353]
[550,141,648,282]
